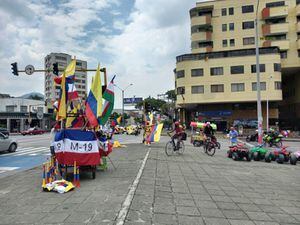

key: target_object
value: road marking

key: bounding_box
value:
[0,167,20,174]
[0,147,49,157]
[14,147,49,156]
[115,148,151,225]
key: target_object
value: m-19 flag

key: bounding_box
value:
[53,129,100,165]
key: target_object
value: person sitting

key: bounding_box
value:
[168,121,184,150]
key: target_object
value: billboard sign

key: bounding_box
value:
[123,97,143,104]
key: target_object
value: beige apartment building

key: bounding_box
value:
[44,53,87,112]
[175,0,300,130]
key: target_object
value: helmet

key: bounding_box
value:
[206,122,211,125]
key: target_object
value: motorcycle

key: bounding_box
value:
[263,133,283,147]
[246,132,258,142]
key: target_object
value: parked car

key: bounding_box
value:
[21,127,45,136]
[0,128,9,136]
[0,132,17,152]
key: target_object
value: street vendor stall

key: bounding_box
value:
[53,129,100,179]
[190,122,217,147]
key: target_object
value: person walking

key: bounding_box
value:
[229,127,238,146]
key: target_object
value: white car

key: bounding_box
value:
[0,132,17,153]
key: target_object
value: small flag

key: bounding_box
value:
[147,123,164,143]
[99,76,115,125]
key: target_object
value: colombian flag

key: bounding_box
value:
[85,64,102,127]
[147,123,164,143]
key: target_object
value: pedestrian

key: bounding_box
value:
[229,127,238,146]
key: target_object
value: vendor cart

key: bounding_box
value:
[190,122,217,147]
[53,129,101,179]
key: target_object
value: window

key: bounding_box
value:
[229,7,234,15]
[211,67,224,76]
[191,69,203,77]
[275,81,282,90]
[192,85,204,94]
[55,56,67,61]
[243,21,254,29]
[177,87,185,95]
[230,39,235,46]
[222,8,227,16]
[243,37,255,45]
[229,23,234,31]
[266,1,285,8]
[297,0,300,5]
[274,63,281,72]
[176,70,185,78]
[211,84,224,93]
[76,62,82,66]
[252,82,266,91]
[251,64,266,73]
[231,83,245,92]
[242,5,254,13]
[222,24,227,32]
[6,105,15,112]
[280,51,287,59]
[265,34,286,40]
[223,40,228,47]
[20,106,27,113]
[231,65,244,74]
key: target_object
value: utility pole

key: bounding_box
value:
[255,0,263,144]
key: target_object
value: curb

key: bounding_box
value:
[238,139,254,148]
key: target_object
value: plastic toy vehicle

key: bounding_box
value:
[126,125,140,136]
[250,144,268,161]
[191,131,204,147]
[265,146,292,164]
[290,151,300,165]
[227,143,251,161]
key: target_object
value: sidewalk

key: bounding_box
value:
[0,140,300,225]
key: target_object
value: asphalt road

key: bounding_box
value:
[0,133,145,178]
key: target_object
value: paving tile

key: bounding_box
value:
[216,202,240,210]
[229,219,255,225]
[222,210,248,220]
[245,211,273,221]
[199,208,225,218]
[268,213,298,224]
[40,212,70,223]
[152,213,178,225]
[203,217,230,225]
[178,215,204,225]
[195,200,218,209]
[176,206,200,216]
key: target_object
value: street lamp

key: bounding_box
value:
[114,83,133,126]
[255,0,263,144]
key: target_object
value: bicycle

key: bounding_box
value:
[165,133,185,156]
[203,136,217,156]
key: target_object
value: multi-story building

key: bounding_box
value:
[175,0,300,130]
[44,53,87,105]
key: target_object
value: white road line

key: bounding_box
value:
[115,148,151,225]
[0,147,48,157]
[14,148,49,156]
[0,167,20,175]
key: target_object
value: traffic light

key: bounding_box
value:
[11,62,18,76]
[53,63,59,75]
[145,102,152,113]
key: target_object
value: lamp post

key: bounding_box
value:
[114,83,133,126]
[255,0,263,144]
[266,75,273,132]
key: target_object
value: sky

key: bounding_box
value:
[0,0,197,108]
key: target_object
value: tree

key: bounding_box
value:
[135,97,166,112]
[165,89,176,102]
[31,94,44,101]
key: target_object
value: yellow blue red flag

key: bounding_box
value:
[147,123,164,142]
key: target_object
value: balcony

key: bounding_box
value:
[263,40,289,50]
[191,31,212,43]
[191,46,213,54]
[262,23,289,36]
[262,5,288,19]
[191,15,211,27]
[297,4,300,16]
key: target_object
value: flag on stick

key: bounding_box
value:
[85,64,102,127]
[147,123,164,143]
[99,76,115,125]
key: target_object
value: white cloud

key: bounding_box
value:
[0,0,196,109]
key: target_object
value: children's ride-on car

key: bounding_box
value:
[265,146,292,164]
[290,151,300,165]
[191,131,204,147]
[227,143,251,161]
[250,144,268,161]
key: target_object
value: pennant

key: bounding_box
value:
[99,76,115,125]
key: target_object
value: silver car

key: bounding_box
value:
[0,132,17,152]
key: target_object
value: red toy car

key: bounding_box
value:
[21,127,45,136]
[265,146,292,164]
[227,143,251,161]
